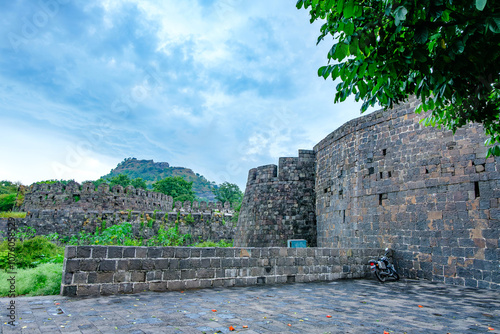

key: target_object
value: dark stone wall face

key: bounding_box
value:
[235,150,317,247]
[0,209,235,244]
[314,101,500,289]
[21,181,174,212]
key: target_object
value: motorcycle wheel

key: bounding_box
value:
[375,271,387,282]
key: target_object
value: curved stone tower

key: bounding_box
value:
[234,150,317,247]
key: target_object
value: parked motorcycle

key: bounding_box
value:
[369,248,400,282]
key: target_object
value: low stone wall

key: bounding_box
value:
[61,246,381,297]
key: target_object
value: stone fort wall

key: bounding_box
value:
[22,181,174,212]
[234,150,317,247]
[238,101,500,289]
[13,181,237,243]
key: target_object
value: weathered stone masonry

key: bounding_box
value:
[235,150,316,247]
[60,245,379,297]
[238,101,500,289]
[6,181,237,243]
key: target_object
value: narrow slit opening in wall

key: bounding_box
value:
[379,172,383,179]
[379,194,383,205]
[383,149,387,156]
[388,171,392,178]
[474,181,480,198]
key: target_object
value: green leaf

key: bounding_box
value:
[349,38,359,56]
[343,0,355,18]
[487,17,500,33]
[476,0,487,11]
[414,26,429,44]
[334,42,349,60]
[452,40,464,54]
[394,6,408,26]
[358,80,368,96]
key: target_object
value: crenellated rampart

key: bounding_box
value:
[12,181,237,243]
[235,150,316,247]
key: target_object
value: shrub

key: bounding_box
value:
[0,193,16,212]
[0,236,64,270]
[0,263,62,296]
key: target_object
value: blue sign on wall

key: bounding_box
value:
[287,239,307,248]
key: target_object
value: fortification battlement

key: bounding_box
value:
[246,149,315,186]
[22,181,236,214]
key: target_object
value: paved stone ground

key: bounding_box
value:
[1,279,499,334]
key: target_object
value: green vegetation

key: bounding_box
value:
[0,263,63,296]
[0,194,16,212]
[0,181,18,195]
[298,0,500,156]
[0,180,24,212]
[0,236,64,270]
[0,212,26,218]
[193,240,233,248]
[101,158,217,201]
[0,221,232,297]
[153,176,196,203]
[212,182,243,204]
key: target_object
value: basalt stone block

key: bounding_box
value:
[135,247,148,258]
[98,260,116,272]
[62,285,77,297]
[77,246,92,258]
[175,248,191,258]
[114,271,129,283]
[65,259,80,272]
[128,259,142,270]
[73,272,88,284]
[149,281,168,292]
[119,283,133,294]
[200,248,216,258]
[132,282,149,293]
[101,284,119,295]
[63,272,73,285]
[77,284,100,297]
[141,259,155,270]
[65,246,77,259]
[123,247,136,258]
[96,272,114,283]
[148,247,163,258]
[167,280,186,291]
[108,247,124,258]
[163,270,181,281]
[91,247,107,259]
[162,247,175,258]
[131,271,145,282]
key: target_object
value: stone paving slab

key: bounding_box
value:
[1,279,499,333]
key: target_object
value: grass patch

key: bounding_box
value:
[192,240,233,247]
[0,212,26,218]
[0,263,63,297]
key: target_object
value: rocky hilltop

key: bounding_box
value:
[101,158,216,201]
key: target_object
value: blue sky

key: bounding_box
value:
[0,0,373,189]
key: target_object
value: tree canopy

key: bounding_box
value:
[153,176,196,203]
[297,0,500,156]
[212,182,243,204]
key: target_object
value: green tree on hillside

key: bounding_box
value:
[0,181,18,195]
[131,177,147,190]
[212,182,243,204]
[153,177,196,202]
[298,0,500,156]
